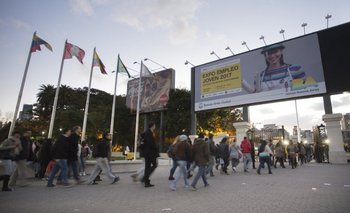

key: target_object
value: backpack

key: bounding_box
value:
[167,144,174,158]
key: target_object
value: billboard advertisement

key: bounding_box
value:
[126,69,175,113]
[194,33,326,111]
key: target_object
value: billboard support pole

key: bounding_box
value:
[323,94,333,114]
[190,66,196,135]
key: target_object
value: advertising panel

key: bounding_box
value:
[126,69,175,113]
[194,34,326,111]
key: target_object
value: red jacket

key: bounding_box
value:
[240,139,252,153]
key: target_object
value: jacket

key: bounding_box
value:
[68,133,80,161]
[51,134,69,159]
[240,139,252,153]
[94,139,110,158]
[173,140,191,161]
[0,136,22,159]
[192,138,209,166]
[142,129,159,159]
[219,142,230,160]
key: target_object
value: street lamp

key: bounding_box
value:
[225,46,234,55]
[259,35,267,46]
[280,29,285,41]
[301,23,307,35]
[325,14,332,28]
[242,41,250,51]
[133,61,140,65]
[210,51,220,59]
[144,58,167,69]
[184,60,195,66]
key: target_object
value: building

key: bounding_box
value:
[19,104,33,121]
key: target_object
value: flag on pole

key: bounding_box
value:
[117,55,131,78]
[141,62,153,77]
[92,50,107,74]
[31,34,53,52]
[64,42,85,64]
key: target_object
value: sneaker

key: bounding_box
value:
[189,186,197,191]
[244,170,249,173]
[144,183,155,187]
[257,170,261,175]
[2,187,13,191]
[77,179,86,184]
[168,176,175,180]
[111,176,120,184]
[204,183,210,187]
[130,174,138,182]
[184,184,189,188]
[63,183,72,188]
[170,184,176,191]
[232,167,237,173]
[56,180,64,185]
[82,172,86,176]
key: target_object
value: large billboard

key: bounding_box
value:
[194,33,326,112]
[126,69,175,113]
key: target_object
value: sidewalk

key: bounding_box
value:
[0,161,349,213]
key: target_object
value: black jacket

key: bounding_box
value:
[94,139,110,158]
[141,129,159,159]
[68,133,80,161]
[17,136,32,161]
[51,134,69,159]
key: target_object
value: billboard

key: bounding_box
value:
[126,69,175,113]
[194,33,326,112]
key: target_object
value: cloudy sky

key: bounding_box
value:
[0,0,350,134]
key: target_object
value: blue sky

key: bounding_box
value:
[1,0,350,133]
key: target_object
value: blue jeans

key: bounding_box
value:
[47,159,68,185]
[243,153,252,171]
[171,160,188,189]
[191,165,208,188]
[68,160,80,181]
[169,158,177,178]
[258,156,272,173]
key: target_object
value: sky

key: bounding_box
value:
[0,0,350,134]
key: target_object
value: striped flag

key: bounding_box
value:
[117,55,131,78]
[31,34,53,52]
[92,50,107,75]
[64,42,85,64]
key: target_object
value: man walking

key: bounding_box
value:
[68,126,84,184]
[240,137,252,172]
[142,122,159,187]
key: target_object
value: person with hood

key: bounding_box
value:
[190,132,210,191]
[87,132,120,185]
[257,140,273,175]
[218,136,230,175]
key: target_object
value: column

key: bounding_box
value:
[233,122,251,147]
[322,113,347,164]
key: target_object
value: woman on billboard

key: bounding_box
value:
[254,43,306,92]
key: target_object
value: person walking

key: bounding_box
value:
[47,128,71,187]
[87,132,120,185]
[38,138,53,179]
[168,136,180,180]
[287,140,298,169]
[257,140,273,175]
[206,133,216,177]
[170,135,191,191]
[218,137,230,175]
[190,133,210,191]
[141,122,160,188]
[274,141,286,168]
[229,140,242,173]
[68,126,84,184]
[240,137,252,172]
[9,130,32,187]
[0,131,22,191]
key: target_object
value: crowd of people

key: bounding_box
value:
[0,124,312,192]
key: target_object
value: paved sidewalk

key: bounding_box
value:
[0,161,349,213]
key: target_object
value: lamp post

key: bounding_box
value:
[242,41,250,51]
[280,29,285,41]
[225,46,234,55]
[210,51,220,59]
[325,14,332,28]
[301,23,307,35]
[184,60,195,66]
[259,35,267,46]
[144,58,167,69]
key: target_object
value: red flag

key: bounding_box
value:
[64,42,85,64]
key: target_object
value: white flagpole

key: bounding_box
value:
[133,61,143,160]
[82,47,95,140]
[8,32,36,137]
[48,40,67,139]
[109,54,120,151]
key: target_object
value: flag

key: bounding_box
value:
[31,34,53,52]
[141,62,153,77]
[64,42,85,64]
[117,55,131,78]
[92,50,107,75]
